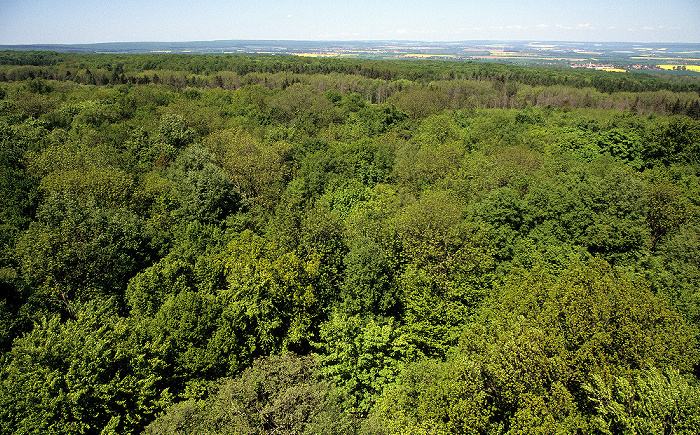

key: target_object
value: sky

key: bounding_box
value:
[1,0,698,45]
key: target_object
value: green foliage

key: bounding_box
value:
[497,259,697,375]
[0,119,40,232]
[390,189,494,284]
[341,239,397,316]
[646,177,690,250]
[597,128,642,165]
[39,166,134,207]
[144,353,355,435]
[0,300,170,435]
[394,116,464,190]
[642,116,700,166]
[645,221,700,325]
[389,190,495,358]
[316,313,404,417]
[371,356,495,435]
[371,258,698,434]
[209,230,322,371]
[584,368,700,435]
[0,268,29,352]
[126,220,232,317]
[23,77,53,94]
[204,127,293,210]
[127,255,195,317]
[150,113,196,164]
[167,144,241,223]
[520,161,650,266]
[148,291,223,381]
[16,192,150,311]
[472,258,699,432]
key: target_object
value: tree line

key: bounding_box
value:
[2,51,700,114]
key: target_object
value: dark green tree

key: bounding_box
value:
[15,192,150,314]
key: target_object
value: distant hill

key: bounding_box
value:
[1,40,699,73]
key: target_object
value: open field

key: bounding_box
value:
[659,64,700,72]
[2,40,700,75]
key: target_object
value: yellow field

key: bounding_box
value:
[659,64,700,72]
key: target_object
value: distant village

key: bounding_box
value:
[570,62,664,72]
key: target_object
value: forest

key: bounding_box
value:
[0,50,699,434]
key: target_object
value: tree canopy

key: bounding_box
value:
[0,52,699,434]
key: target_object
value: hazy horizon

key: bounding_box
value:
[1,0,698,45]
[3,38,700,45]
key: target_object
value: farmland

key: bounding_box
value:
[2,39,700,74]
[659,64,700,72]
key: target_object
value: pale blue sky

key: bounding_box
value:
[1,0,698,44]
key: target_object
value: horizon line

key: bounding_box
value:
[2,38,699,47]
